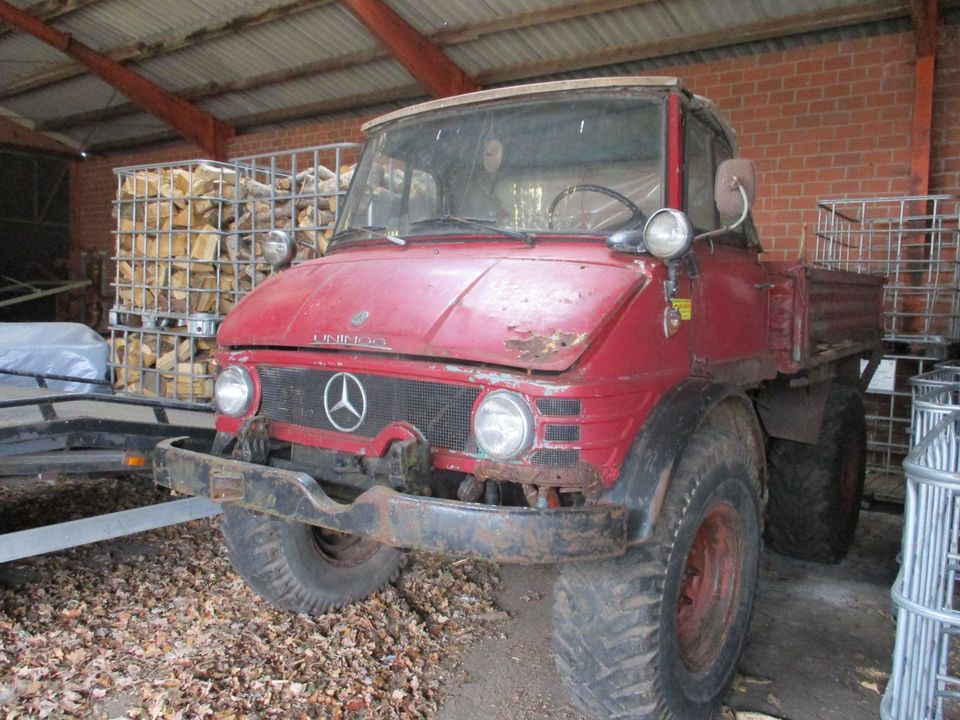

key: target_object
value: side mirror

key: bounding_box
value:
[715,159,756,217]
[606,228,645,253]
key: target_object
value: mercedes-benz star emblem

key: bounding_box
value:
[350,310,370,327]
[323,372,367,432]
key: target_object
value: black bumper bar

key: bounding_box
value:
[154,438,628,563]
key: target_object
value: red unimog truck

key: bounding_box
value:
[155,77,882,720]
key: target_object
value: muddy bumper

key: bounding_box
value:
[154,438,628,563]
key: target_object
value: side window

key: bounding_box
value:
[684,116,717,233]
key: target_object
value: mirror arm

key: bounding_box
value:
[694,179,750,242]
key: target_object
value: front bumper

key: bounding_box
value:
[154,437,628,563]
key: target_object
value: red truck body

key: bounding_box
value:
[213,244,880,490]
[154,77,883,720]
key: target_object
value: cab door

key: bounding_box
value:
[682,112,770,379]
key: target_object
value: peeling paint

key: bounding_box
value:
[504,330,589,362]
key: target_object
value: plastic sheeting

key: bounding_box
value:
[0,323,110,394]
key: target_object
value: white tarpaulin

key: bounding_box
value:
[0,323,110,393]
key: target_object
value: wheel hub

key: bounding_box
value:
[676,502,744,673]
[312,527,381,567]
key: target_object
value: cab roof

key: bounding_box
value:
[361,76,737,151]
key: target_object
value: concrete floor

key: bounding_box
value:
[437,509,901,720]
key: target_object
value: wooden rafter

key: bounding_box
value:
[35,0,692,132]
[0,0,235,158]
[89,84,426,153]
[0,0,100,41]
[477,0,908,83]
[339,0,480,97]
[0,115,77,154]
[0,0,334,99]
[64,0,914,152]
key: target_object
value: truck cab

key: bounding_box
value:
[156,77,882,720]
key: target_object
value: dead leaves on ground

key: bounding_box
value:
[0,477,502,718]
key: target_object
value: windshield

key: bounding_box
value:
[335,92,665,245]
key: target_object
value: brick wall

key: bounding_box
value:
[71,26,960,260]
[71,117,368,262]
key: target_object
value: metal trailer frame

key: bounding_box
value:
[0,369,220,564]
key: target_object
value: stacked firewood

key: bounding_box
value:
[111,159,356,400]
[110,332,218,400]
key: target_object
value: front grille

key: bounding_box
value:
[257,366,481,452]
[537,398,581,417]
[545,424,580,442]
[531,449,581,467]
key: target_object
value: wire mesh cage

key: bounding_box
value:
[108,325,218,405]
[816,195,960,500]
[864,353,944,502]
[882,408,960,720]
[109,144,362,404]
[113,160,242,322]
[229,144,360,291]
[815,195,960,344]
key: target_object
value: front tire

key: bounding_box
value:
[554,427,762,720]
[766,384,866,563]
[221,505,405,614]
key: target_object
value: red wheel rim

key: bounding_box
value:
[676,502,744,673]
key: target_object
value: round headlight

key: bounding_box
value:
[215,365,255,417]
[262,229,296,268]
[644,209,694,260]
[473,391,535,461]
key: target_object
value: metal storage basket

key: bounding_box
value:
[882,408,960,720]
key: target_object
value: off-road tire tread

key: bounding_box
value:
[554,427,760,720]
[766,384,865,564]
[222,507,403,615]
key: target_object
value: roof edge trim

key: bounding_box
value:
[361,76,684,131]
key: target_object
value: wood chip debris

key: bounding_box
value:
[0,477,503,718]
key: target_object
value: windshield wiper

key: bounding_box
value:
[328,225,406,249]
[410,216,533,245]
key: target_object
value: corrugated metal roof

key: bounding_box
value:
[0,0,950,153]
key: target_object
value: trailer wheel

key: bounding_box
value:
[553,427,761,720]
[221,505,404,614]
[766,384,865,564]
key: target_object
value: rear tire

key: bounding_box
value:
[553,427,762,720]
[221,505,404,614]
[766,384,866,564]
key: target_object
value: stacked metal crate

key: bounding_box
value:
[109,144,360,405]
[815,195,960,502]
[882,370,960,720]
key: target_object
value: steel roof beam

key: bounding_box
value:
[0,0,333,99]
[339,0,480,97]
[907,0,939,198]
[0,0,235,158]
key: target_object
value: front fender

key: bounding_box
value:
[602,378,763,543]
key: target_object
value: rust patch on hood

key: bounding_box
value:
[504,329,589,362]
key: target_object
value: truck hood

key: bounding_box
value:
[218,251,647,371]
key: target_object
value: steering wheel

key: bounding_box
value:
[547,184,646,231]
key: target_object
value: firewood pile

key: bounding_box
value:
[109,145,361,402]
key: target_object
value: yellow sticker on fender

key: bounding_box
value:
[671,298,692,320]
